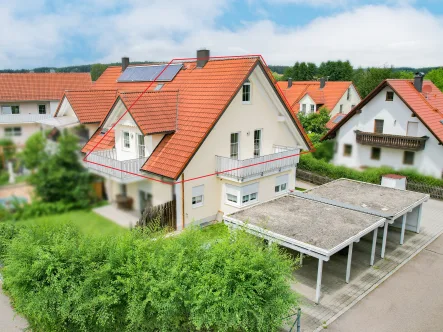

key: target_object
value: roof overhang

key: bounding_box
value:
[37,116,80,128]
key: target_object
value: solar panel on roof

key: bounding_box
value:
[117,64,183,82]
[333,115,345,124]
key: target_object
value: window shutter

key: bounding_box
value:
[192,185,204,197]
[226,184,240,196]
[242,182,259,195]
[276,174,289,186]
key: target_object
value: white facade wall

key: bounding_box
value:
[330,84,361,117]
[179,65,308,227]
[0,123,41,146]
[333,86,443,178]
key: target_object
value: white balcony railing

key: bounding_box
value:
[0,113,52,124]
[215,145,300,182]
[84,149,146,183]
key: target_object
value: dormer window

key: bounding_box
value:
[242,79,251,104]
[386,91,394,101]
[123,131,130,149]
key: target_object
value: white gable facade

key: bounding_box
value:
[332,86,443,178]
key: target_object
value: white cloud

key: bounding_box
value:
[1,1,443,69]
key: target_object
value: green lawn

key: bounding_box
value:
[14,210,126,236]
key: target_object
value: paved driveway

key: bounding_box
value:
[328,233,443,332]
[0,286,27,331]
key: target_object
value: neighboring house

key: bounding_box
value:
[0,73,92,146]
[322,74,443,179]
[276,79,361,121]
[81,50,311,229]
[40,90,119,145]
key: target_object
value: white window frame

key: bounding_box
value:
[339,104,344,113]
[225,183,259,208]
[275,174,289,195]
[242,80,251,104]
[230,132,240,160]
[302,104,307,114]
[310,104,315,113]
[38,104,46,114]
[192,185,204,208]
[253,129,261,157]
[347,88,351,100]
[122,131,131,150]
[5,127,21,137]
[137,134,145,158]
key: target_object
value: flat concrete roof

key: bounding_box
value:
[228,195,384,253]
[304,179,428,218]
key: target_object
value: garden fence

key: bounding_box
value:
[296,169,443,200]
[137,199,177,230]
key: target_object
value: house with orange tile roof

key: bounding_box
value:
[0,73,92,146]
[81,50,311,229]
[322,74,443,178]
[276,79,361,123]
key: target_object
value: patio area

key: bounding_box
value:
[93,204,140,228]
[292,198,443,331]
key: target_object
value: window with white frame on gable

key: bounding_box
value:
[137,134,145,158]
[275,174,289,194]
[253,129,261,157]
[230,132,239,159]
[38,105,46,114]
[310,104,315,113]
[242,79,251,104]
[347,88,351,100]
[123,131,130,149]
[301,104,307,114]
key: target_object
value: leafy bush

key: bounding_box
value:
[298,107,330,135]
[3,200,86,221]
[0,223,22,261]
[2,223,297,332]
[29,132,95,206]
[20,132,47,169]
[299,154,443,187]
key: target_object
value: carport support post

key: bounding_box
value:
[346,242,353,283]
[416,204,423,233]
[400,214,407,245]
[370,227,378,266]
[300,253,303,266]
[381,221,389,259]
[315,259,323,304]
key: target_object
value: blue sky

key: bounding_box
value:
[1,0,443,69]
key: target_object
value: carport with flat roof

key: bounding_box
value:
[223,179,429,304]
[303,179,429,257]
[224,194,386,303]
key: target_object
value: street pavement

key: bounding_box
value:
[328,233,443,332]
[0,286,28,331]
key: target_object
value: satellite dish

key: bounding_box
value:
[423,85,432,94]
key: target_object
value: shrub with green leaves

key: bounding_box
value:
[299,153,443,187]
[2,223,297,332]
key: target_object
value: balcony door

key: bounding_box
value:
[407,122,418,137]
[137,134,145,158]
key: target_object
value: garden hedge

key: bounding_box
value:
[299,154,443,187]
[1,222,298,332]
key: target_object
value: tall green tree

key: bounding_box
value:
[90,63,109,81]
[298,107,330,135]
[283,61,318,81]
[29,132,93,207]
[20,132,47,169]
[318,60,353,81]
[425,68,443,91]
[352,67,398,98]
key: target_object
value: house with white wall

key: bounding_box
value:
[81,50,312,229]
[276,79,361,122]
[0,73,91,146]
[322,74,443,179]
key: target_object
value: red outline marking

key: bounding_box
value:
[83,54,313,186]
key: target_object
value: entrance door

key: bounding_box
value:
[139,190,153,213]
[407,122,418,136]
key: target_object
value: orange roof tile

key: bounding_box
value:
[276,81,354,113]
[81,129,115,153]
[85,57,311,179]
[119,90,178,135]
[323,79,443,144]
[0,73,92,101]
[56,90,118,124]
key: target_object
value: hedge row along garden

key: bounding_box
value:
[299,153,443,187]
[0,222,298,332]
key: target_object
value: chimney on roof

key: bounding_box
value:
[196,49,210,68]
[320,77,326,89]
[122,57,129,72]
[414,72,424,92]
[288,78,293,88]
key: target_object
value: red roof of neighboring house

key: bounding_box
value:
[83,57,311,179]
[276,81,355,114]
[0,73,92,101]
[322,80,443,144]
[56,90,118,124]
[326,113,347,130]
[119,90,178,135]
[82,129,115,153]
